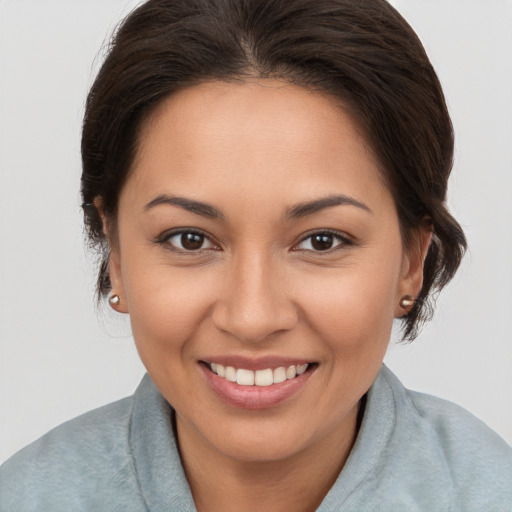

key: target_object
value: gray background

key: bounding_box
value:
[1,0,511,463]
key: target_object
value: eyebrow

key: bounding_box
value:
[144,193,372,220]
[144,195,225,220]
[286,195,372,219]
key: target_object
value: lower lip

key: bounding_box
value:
[200,364,315,410]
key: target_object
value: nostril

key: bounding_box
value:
[211,305,297,344]
[211,291,299,344]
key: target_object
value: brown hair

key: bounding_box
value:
[81,0,466,341]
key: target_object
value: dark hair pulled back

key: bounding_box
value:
[81,0,467,341]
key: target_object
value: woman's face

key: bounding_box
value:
[110,80,425,463]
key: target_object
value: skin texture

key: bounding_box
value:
[106,80,431,512]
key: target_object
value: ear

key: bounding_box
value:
[93,196,129,314]
[394,221,433,317]
[108,247,129,314]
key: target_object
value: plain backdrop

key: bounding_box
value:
[1,0,511,464]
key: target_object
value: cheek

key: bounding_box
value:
[295,257,402,354]
[122,260,220,359]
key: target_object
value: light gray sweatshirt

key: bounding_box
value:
[1,366,511,511]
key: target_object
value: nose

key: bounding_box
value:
[211,250,298,344]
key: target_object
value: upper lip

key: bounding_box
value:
[200,355,315,371]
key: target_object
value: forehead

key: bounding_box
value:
[126,79,390,215]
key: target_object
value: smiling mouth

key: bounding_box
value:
[206,362,315,386]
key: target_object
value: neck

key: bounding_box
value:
[175,403,362,512]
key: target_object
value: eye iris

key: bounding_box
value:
[181,233,204,250]
[311,234,334,251]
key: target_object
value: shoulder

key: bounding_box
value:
[381,367,512,510]
[408,388,512,483]
[0,395,144,511]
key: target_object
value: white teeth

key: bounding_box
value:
[255,368,273,386]
[286,365,297,379]
[296,364,308,375]
[273,367,287,384]
[225,366,236,382]
[236,369,255,386]
[209,362,311,386]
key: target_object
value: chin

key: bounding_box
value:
[211,427,315,463]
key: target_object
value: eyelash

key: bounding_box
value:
[156,228,353,254]
[293,230,353,253]
[155,229,219,253]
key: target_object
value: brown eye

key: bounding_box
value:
[181,233,205,250]
[164,231,215,251]
[296,231,348,252]
[311,234,335,251]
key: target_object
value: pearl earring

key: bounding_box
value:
[399,296,415,309]
[109,294,120,307]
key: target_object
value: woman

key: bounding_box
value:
[1,0,511,510]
